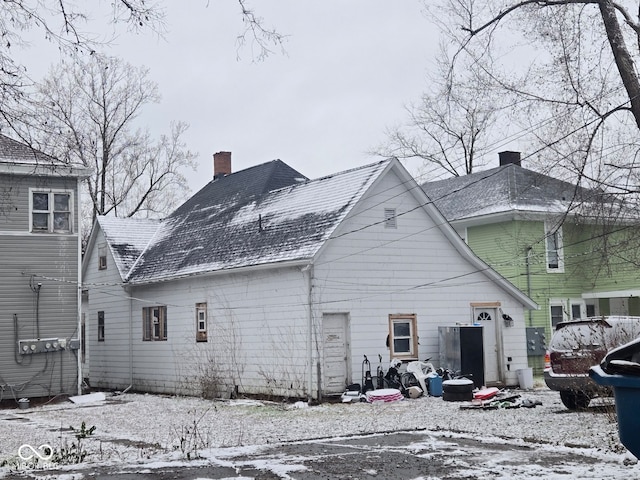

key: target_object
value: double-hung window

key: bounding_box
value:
[388,314,418,359]
[143,306,167,341]
[550,303,565,328]
[97,311,105,342]
[545,223,564,272]
[31,189,72,233]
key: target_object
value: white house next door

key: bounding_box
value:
[322,313,350,395]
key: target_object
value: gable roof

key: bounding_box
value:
[421,163,598,223]
[125,160,387,284]
[97,216,162,279]
[0,133,87,177]
[89,157,537,309]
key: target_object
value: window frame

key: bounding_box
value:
[97,310,105,342]
[29,188,74,234]
[196,302,207,342]
[98,243,107,270]
[549,301,566,329]
[143,306,168,341]
[388,314,418,360]
[544,222,564,273]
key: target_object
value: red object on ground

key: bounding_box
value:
[474,387,500,400]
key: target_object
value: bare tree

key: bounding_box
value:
[425,0,640,274]
[378,43,506,179]
[429,1,640,193]
[30,55,196,234]
[0,1,283,135]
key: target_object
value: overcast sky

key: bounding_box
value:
[93,1,441,193]
[19,2,446,193]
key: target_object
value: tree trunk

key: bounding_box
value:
[598,0,640,131]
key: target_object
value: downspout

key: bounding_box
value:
[76,177,83,396]
[526,247,533,327]
[303,264,313,403]
[127,285,133,391]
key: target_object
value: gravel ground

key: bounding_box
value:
[0,385,632,474]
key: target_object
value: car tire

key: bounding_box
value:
[560,390,591,410]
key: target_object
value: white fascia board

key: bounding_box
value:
[0,162,90,178]
[582,290,640,299]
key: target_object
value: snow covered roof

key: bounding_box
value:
[102,159,388,284]
[421,163,599,222]
[0,133,87,177]
[97,216,161,279]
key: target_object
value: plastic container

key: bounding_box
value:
[428,375,443,397]
[590,365,640,458]
[516,368,534,390]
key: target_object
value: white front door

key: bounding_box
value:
[474,307,500,385]
[322,313,350,394]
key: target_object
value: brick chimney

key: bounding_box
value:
[213,151,231,179]
[499,151,521,167]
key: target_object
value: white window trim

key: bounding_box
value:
[549,299,567,329]
[29,188,74,234]
[544,222,564,273]
[570,299,586,320]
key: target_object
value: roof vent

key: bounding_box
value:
[499,151,521,167]
[213,151,232,179]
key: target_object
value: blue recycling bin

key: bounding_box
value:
[428,375,443,397]
[589,365,640,458]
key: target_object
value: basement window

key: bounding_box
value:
[143,306,167,341]
[388,314,418,359]
[98,311,105,342]
[196,303,207,342]
[384,208,397,229]
[30,189,73,233]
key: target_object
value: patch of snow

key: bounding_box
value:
[0,388,636,478]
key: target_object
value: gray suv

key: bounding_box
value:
[544,316,640,410]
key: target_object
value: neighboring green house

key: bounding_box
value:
[422,151,640,372]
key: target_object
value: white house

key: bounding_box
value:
[82,154,537,400]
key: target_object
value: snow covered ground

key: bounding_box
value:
[0,385,638,479]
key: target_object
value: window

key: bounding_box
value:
[98,244,107,270]
[550,304,565,328]
[196,303,207,342]
[545,223,564,272]
[143,306,167,341]
[97,311,105,342]
[30,190,72,233]
[388,314,418,359]
[570,301,585,320]
[384,208,397,229]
